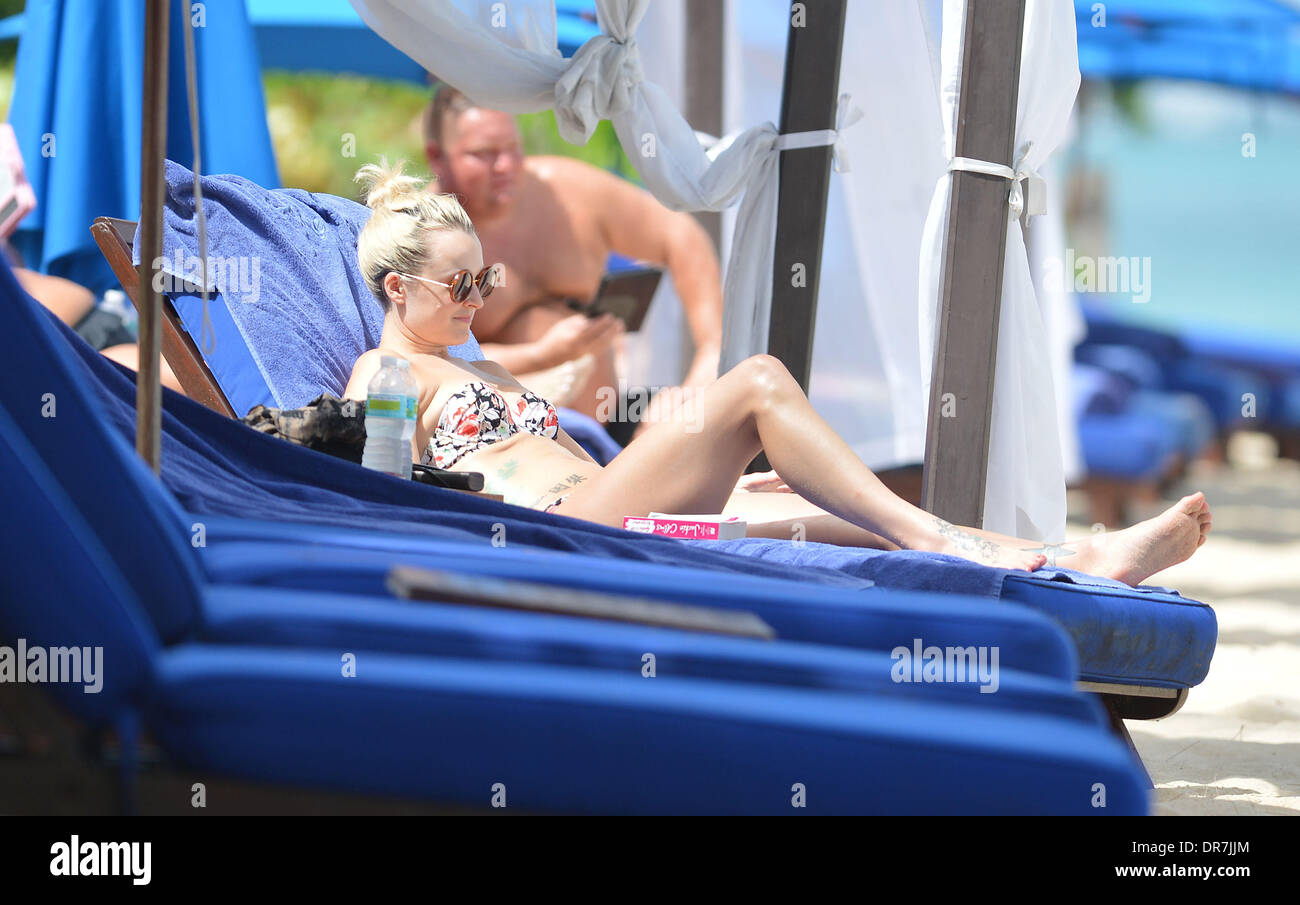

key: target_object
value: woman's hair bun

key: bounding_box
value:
[354,158,427,211]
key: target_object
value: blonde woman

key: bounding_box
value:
[345,162,1211,586]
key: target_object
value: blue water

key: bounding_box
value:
[1072,81,1300,344]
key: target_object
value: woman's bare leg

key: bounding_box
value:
[942,491,1212,586]
[554,355,1210,583]
[555,354,1044,570]
[722,488,1211,586]
[721,491,899,549]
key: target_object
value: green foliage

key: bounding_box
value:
[0,0,23,66]
[263,70,637,198]
[0,57,11,119]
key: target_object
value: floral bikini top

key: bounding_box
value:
[422,381,560,469]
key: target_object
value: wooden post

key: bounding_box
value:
[920,0,1026,527]
[683,0,725,382]
[748,0,846,474]
[766,0,847,394]
[684,0,724,251]
[136,0,169,472]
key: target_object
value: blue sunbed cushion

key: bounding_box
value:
[1002,570,1216,688]
[133,159,483,411]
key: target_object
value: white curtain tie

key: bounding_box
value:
[772,93,864,173]
[947,148,1046,220]
[554,33,644,144]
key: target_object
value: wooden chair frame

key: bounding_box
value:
[91,216,237,417]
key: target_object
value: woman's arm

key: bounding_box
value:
[342,349,385,401]
[346,349,438,464]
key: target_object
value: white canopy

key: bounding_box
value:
[349,0,790,378]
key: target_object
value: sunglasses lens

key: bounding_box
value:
[478,265,502,298]
[452,271,473,302]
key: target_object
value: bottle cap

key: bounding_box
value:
[396,359,411,369]
[380,354,399,367]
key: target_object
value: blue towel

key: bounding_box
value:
[132,160,483,409]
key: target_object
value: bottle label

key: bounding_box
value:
[367,393,412,419]
[367,395,418,420]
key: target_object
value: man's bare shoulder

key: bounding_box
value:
[525,155,616,191]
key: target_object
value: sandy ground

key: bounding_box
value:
[1066,433,1300,816]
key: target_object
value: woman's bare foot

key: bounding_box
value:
[924,517,1048,572]
[1080,492,1211,586]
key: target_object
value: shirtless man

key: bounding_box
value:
[422,85,722,422]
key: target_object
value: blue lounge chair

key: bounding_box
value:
[7,257,1217,705]
[1,401,1151,813]
[1080,303,1276,435]
[72,208,1221,722]
[2,259,1087,685]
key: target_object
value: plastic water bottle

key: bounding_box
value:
[361,355,418,479]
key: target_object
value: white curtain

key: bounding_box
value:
[722,0,942,469]
[348,0,787,376]
[1027,149,1086,486]
[619,0,688,389]
[917,0,1080,541]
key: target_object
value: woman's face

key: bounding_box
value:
[390,229,486,346]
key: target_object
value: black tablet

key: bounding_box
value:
[566,266,663,332]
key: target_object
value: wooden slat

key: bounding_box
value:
[920,0,1027,527]
[765,0,848,394]
[91,217,237,418]
[136,0,170,471]
[748,0,847,475]
[684,0,725,251]
[387,566,777,640]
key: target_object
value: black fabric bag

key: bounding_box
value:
[241,393,367,463]
[241,394,482,491]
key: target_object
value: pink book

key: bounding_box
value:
[622,513,748,540]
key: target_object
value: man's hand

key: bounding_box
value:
[538,312,623,365]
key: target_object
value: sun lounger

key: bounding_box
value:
[4,260,1085,681]
[4,245,1218,767]
[2,401,1152,813]
[1080,303,1277,433]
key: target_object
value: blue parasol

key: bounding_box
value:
[7,0,279,293]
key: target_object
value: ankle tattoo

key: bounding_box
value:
[933,518,1001,565]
